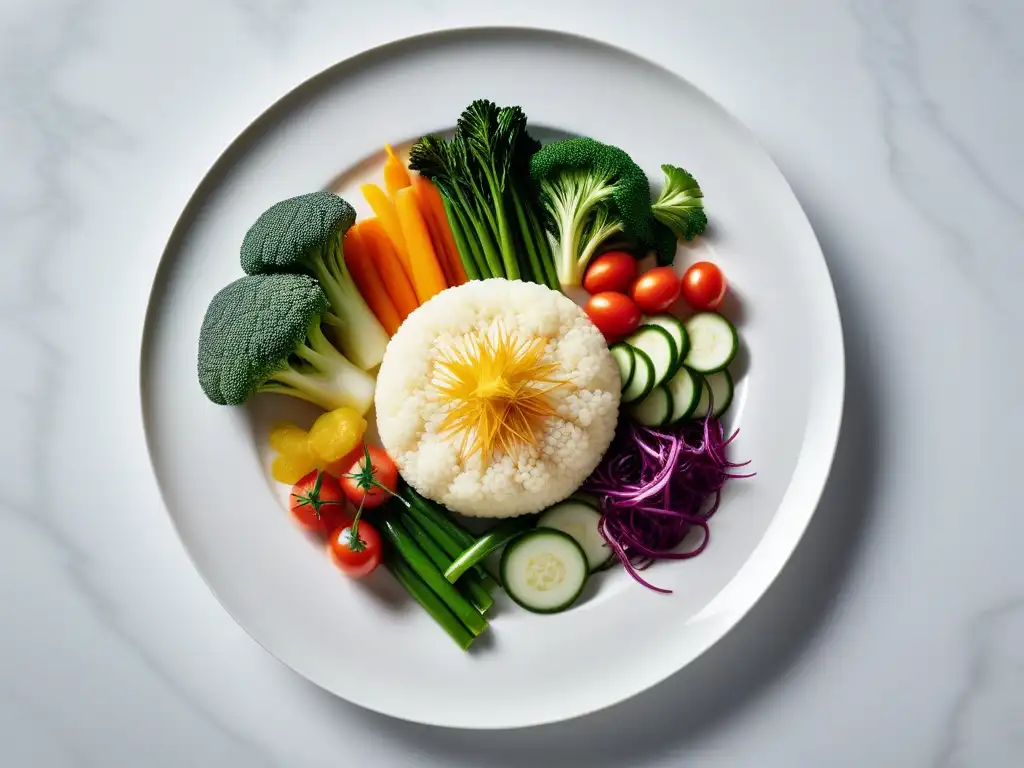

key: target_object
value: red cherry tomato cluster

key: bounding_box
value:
[582,252,728,342]
[287,444,400,579]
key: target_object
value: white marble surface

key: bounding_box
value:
[1,0,1022,764]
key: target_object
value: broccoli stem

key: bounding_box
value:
[544,174,616,286]
[263,318,375,413]
[307,237,389,370]
[577,211,623,273]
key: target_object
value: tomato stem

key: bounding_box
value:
[291,471,344,520]
[348,497,367,552]
[343,444,409,508]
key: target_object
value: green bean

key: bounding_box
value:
[401,511,494,614]
[402,489,499,589]
[445,518,531,584]
[385,555,474,650]
[381,516,488,636]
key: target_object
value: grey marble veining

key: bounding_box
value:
[1,0,1021,765]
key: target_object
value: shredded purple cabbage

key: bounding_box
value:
[583,414,753,593]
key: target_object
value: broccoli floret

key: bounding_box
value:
[652,164,707,244]
[239,191,388,371]
[529,138,655,287]
[197,273,375,414]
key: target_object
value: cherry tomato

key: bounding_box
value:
[328,520,382,578]
[630,267,681,313]
[584,292,642,341]
[681,261,727,310]
[289,471,353,535]
[339,445,399,509]
[583,251,637,294]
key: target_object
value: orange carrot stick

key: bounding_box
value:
[382,144,413,199]
[344,226,401,336]
[415,178,468,286]
[360,218,420,319]
[413,183,456,286]
[360,183,410,276]
[395,187,447,303]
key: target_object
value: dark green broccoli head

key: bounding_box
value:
[198,273,327,405]
[529,137,657,286]
[240,191,355,275]
[530,137,653,241]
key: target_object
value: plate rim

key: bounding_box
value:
[139,24,845,729]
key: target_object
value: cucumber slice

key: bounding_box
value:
[622,347,655,403]
[682,312,738,373]
[537,500,611,572]
[708,369,734,418]
[626,325,677,388]
[570,491,601,509]
[645,314,689,372]
[689,369,733,419]
[609,342,635,393]
[500,530,589,613]
[629,384,674,427]
[690,374,711,420]
[666,366,701,423]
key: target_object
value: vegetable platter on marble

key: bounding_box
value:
[195,99,751,650]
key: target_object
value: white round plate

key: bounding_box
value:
[141,27,843,729]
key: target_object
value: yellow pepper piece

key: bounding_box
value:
[308,407,367,464]
[269,422,318,484]
[269,423,310,454]
[271,450,318,485]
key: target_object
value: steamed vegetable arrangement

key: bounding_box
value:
[195,98,750,650]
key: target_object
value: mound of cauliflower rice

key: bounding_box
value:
[375,279,621,518]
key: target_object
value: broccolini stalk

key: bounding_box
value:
[410,100,549,287]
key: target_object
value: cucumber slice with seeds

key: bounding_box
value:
[683,312,738,374]
[626,325,677,388]
[501,530,589,614]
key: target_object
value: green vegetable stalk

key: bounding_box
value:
[384,554,474,650]
[402,487,499,589]
[380,515,488,637]
[444,518,532,584]
[401,511,494,614]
